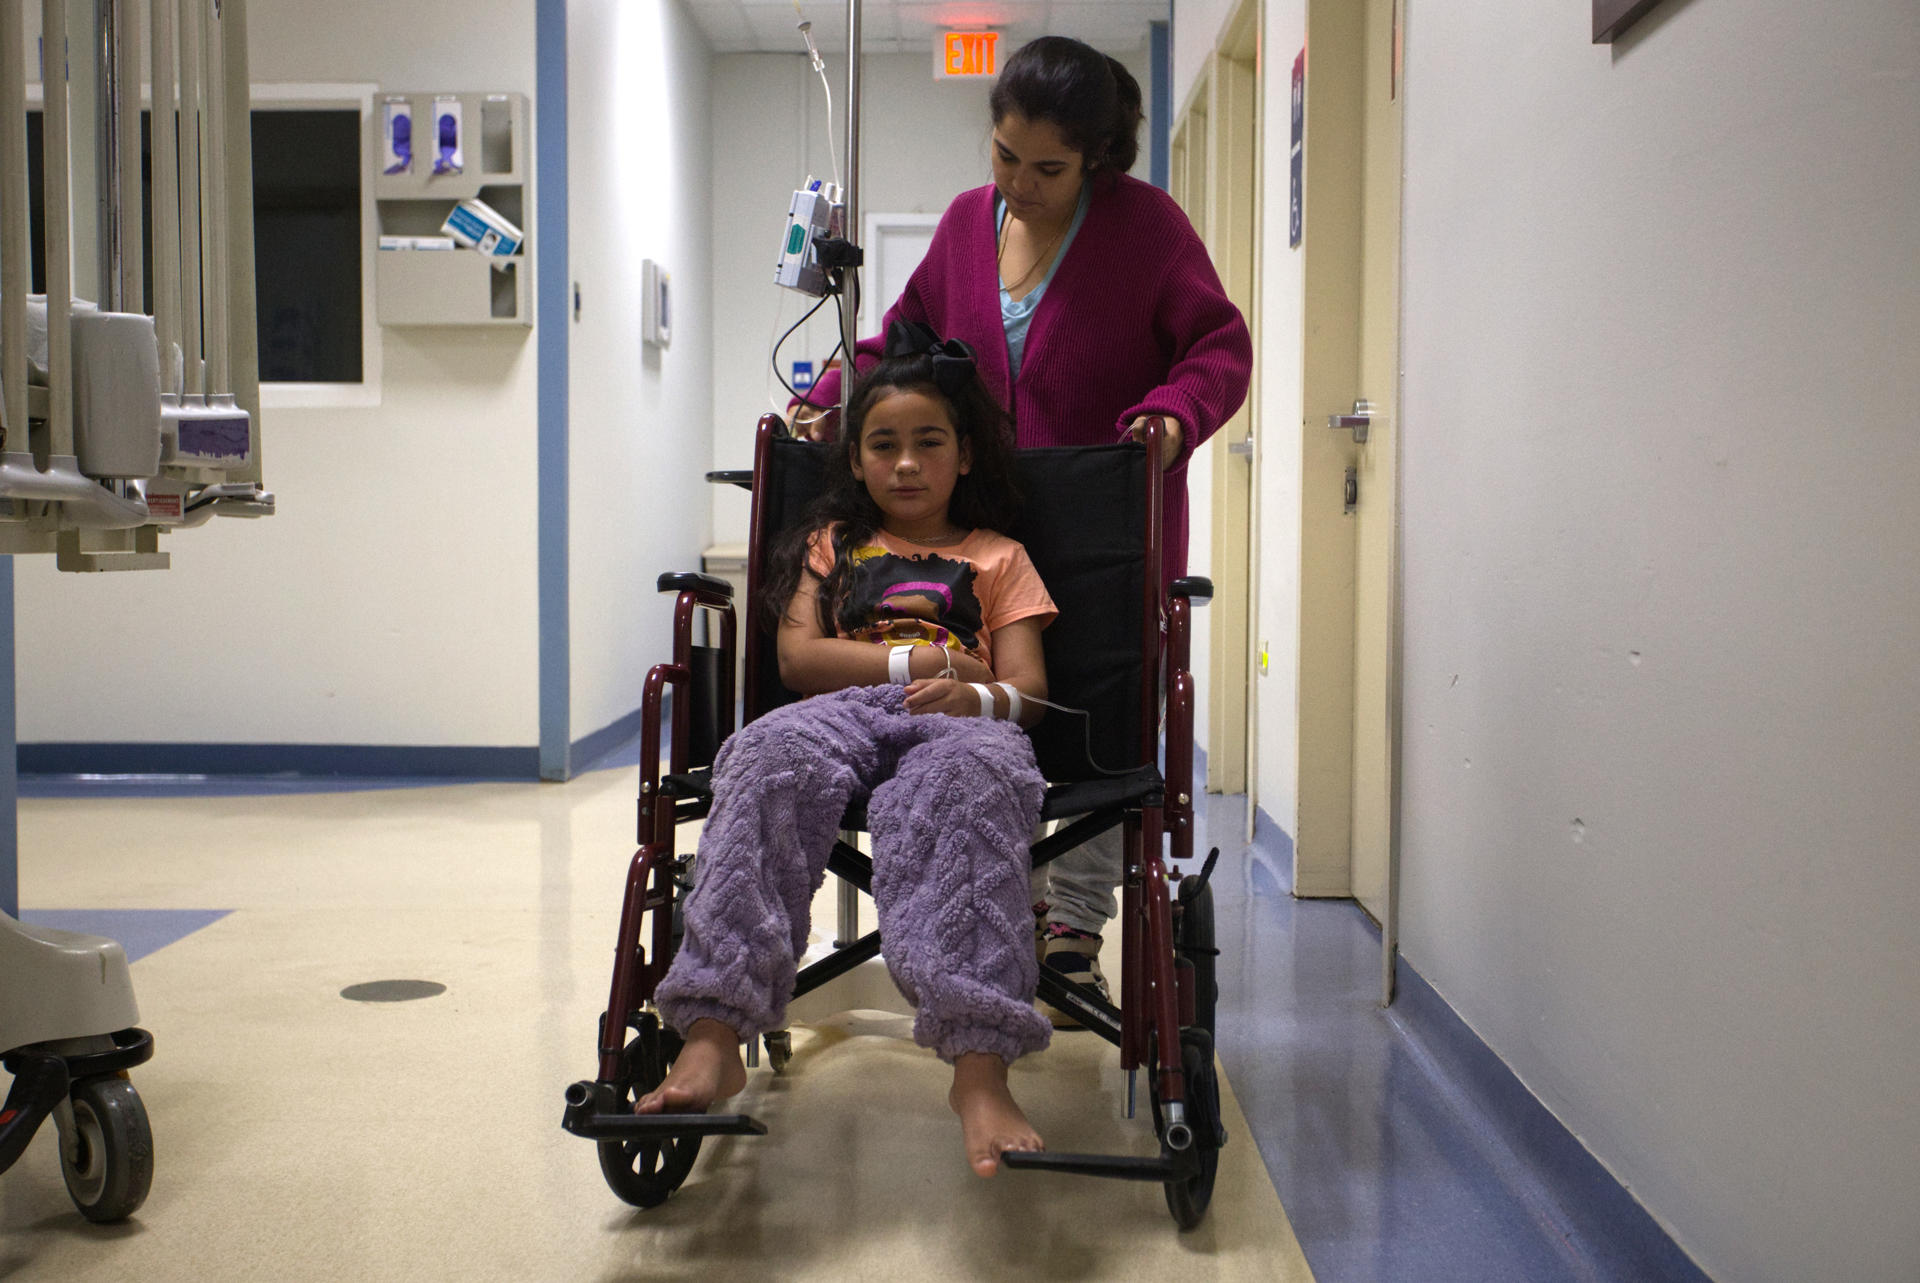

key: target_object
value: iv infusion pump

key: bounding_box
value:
[774,177,845,298]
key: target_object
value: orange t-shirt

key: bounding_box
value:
[805,526,1056,674]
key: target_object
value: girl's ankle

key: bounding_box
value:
[951,1051,1010,1086]
[686,1017,743,1049]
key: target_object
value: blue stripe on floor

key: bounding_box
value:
[20,909,232,963]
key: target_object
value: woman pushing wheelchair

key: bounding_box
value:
[792,35,1251,1023]
[640,323,1059,1177]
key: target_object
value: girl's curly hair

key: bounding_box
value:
[762,347,1020,639]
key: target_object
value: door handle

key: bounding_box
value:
[1228,434,1253,457]
[1328,399,1374,444]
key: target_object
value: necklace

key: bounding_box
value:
[898,526,970,547]
[997,210,1067,296]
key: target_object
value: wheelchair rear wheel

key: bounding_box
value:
[1151,1031,1224,1230]
[597,1013,703,1208]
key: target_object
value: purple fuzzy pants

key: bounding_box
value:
[654,684,1053,1064]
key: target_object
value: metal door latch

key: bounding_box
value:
[1329,399,1374,443]
[1344,466,1358,513]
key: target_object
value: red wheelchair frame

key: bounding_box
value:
[562,415,1225,1228]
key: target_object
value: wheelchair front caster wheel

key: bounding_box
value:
[59,1076,154,1223]
[597,1014,703,1208]
[1151,1033,1223,1231]
[764,1031,792,1075]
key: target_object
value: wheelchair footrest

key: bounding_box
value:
[999,1149,1177,1182]
[562,1109,768,1141]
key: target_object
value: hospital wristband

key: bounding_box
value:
[889,645,915,686]
[969,683,996,718]
[996,682,1023,723]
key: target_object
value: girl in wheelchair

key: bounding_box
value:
[639,323,1060,1178]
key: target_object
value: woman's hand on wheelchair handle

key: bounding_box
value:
[1127,415,1185,467]
[789,404,839,442]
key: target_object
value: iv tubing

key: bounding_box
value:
[792,8,840,191]
[814,59,838,194]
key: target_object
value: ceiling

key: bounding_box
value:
[685,0,1169,56]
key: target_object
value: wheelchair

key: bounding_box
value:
[562,414,1226,1229]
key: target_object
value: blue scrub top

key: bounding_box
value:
[997,186,1092,382]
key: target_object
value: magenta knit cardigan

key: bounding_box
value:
[800,174,1253,582]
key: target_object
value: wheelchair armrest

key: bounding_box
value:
[1170,576,1213,604]
[656,572,733,597]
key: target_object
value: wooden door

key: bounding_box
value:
[1171,0,1261,801]
[1296,0,1404,947]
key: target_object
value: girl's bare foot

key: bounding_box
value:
[948,1051,1043,1177]
[634,1018,749,1113]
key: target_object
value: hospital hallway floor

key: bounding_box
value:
[1,753,1704,1282]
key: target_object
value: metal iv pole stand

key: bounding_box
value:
[831,0,863,960]
[836,0,860,426]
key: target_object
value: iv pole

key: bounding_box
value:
[836,0,859,426]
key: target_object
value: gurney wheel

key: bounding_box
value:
[60,1076,153,1223]
[1151,1033,1222,1231]
[597,1015,702,1208]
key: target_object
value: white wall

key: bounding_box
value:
[1395,3,1920,1279]
[15,0,542,748]
[566,0,714,741]
[1252,3,1306,835]
[707,46,1155,549]
[1170,0,1236,109]
[1166,0,1305,824]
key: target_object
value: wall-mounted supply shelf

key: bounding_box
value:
[376,250,528,326]
[372,92,531,327]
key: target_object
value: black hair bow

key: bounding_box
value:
[884,320,977,399]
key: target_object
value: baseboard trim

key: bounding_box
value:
[1250,803,1296,895]
[1215,803,1704,1280]
[569,706,645,775]
[17,742,540,780]
[1385,955,1710,1279]
[16,701,657,788]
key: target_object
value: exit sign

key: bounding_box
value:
[935,31,998,79]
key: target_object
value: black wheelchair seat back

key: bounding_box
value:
[743,435,1151,783]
